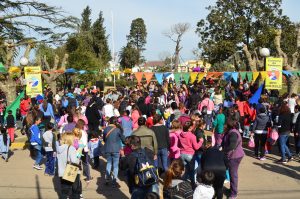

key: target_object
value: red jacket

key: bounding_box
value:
[20,99,31,116]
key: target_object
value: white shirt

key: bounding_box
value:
[102,103,114,118]
[288,98,296,113]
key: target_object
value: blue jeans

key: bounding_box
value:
[0,134,10,160]
[279,134,292,161]
[33,145,43,165]
[180,153,194,181]
[45,151,55,175]
[105,152,120,182]
[155,148,168,172]
[131,183,159,199]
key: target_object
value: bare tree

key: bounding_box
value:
[163,23,190,71]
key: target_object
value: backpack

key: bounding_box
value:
[133,149,158,187]
[163,181,186,199]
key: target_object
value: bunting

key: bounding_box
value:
[135,72,143,85]
[253,72,260,82]
[182,73,190,84]
[155,73,164,85]
[190,72,198,84]
[260,71,267,80]
[247,72,253,82]
[174,73,181,84]
[240,72,247,81]
[223,72,232,82]
[144,72,154,84]
[231,72,239,83]
[197,73,205,83]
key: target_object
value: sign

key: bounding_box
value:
[24,66,43,97]
[265,57,283,90]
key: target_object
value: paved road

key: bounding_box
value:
[0,147,299,199]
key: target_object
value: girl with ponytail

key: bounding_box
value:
[163,159,194,199]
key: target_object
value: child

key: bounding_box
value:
[243,115,251,138]
[30,116,43,170]
[118,110,133,137]
[194,171,215,199]
[88,132,101,169]
[5,110,15,143]
[42,123,56,176]
[0,125,10,162]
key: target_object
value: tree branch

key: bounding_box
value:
[242,44,257,71]
[274,29,289,68]
[42,55,50,71]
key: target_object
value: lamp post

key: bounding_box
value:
[259,48,270,94]
[20,57,28,96]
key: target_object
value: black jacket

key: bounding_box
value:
[201,147,228,173]
[151,125,170,149]
[6,114,15,128]
[85,102,101,125]
[295,113,300,133]
[278,113,292,134]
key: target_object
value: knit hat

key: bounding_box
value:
[193,184,215,199]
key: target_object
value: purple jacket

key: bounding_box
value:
[223,129,245,160]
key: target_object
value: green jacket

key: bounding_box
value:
[213,113,226,134]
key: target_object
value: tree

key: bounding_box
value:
[80,6,92,32]
[92,11,111,66]
[196,0,294,68]
[127,18,147,64]
[119,44,139,69]
[163,23,190,71]
[0,0,78,105]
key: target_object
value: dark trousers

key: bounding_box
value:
[93,156,99,168]
[213,171,226,199]
[82,151,92,180]
[294,132,300,154]
[254,133,267,157]
[155,148,169,172]
[60,174,82,199]
[45,151,55,175]
[228,157,243,198]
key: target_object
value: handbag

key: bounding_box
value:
[62,146,81,183]
[248,135,255,148]
[102,127,116,153]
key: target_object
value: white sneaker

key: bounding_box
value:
[33,164,43,170]
[224,179,230,184]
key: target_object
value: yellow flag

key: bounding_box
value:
[253,72,260,82]
[260,71,267,80]
[190,72,198,84]
[197,73,205,83]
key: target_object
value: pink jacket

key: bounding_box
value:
[169,130,181,159]
[131,110,140,130]
[178,131,203,155]
[74,115,89,131]
[198,98,214,113]
[58,114,68,127]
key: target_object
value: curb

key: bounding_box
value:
[11,142,28,150]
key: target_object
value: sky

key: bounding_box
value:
[34,0,300,62]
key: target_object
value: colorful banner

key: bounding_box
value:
[155,73,164,85]
[232,72,239,83]
[197,73,205,83]
[265,57,283,90]
[240,72,247,81]
[24,66,43,97]
[144,72,153,84]
[174,73,181,84]
[182,73,190,84]
[253,72,260,82]
[190,72,198,84]
[134,72,143,85]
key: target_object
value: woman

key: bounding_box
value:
[57,132,82,199]
[277,103,293,163]
[252,107,271,160]
[39,99,55,127]
[178,121,204,187]
[163,159,193,199]
[213,107,226,147]
[73,107,88,131]
[103,117,125,187]
[222,119,245,199]
[131,105,141,130]
[75,119,92,182]
[169,120,182,161]
[85,98,101,134]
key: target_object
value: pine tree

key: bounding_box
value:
[92,11,111,65]
[81,6,92,32]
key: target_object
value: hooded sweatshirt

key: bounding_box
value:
[163,179,194,199]
[56,144,80,177]
[178,131,204,155]
[253,113,271,133]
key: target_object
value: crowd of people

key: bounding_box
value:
[0,77,300,199]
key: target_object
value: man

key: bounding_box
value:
[132,117,158,156]
[125,135,159,198]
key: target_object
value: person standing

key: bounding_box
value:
[277,103,293,163]
[222,119,245,199]
[85,98,101,134]
[213,107,226,147]
[151,114,170,173]
[30,116,43,170]
[5,110,15,143]
[42,123,56,176]
[103,117,125,187]
[39,99,55,127]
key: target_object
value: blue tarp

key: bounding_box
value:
[249,84,264,104]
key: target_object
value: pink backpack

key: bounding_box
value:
[270,129,279,141]
[248,136,255,148]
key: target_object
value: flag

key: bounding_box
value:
[144,72,153,84]
[135,72,143,85]
[4,91,25,120]
[249,84,263,104]
[190,72,198,84]
[197,73,205,83]
[182,73,190,84]
[155,73,164,85]
[174,73,181,84]
[231,72,239,83]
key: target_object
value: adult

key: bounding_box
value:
[103,117,125,187]
[151,114,170,173]
[39,99,55,127]
[131,105,141,130]
[20,95,31,120]
[85,98,101,134]
[163,159,193,199]
[118,110,133,138]
[132,117,158,155]
[277,103,293,163]
[125,135,159,198]
[222,119,245,199]
[252,107,271,160]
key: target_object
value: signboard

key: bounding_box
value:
[24,66,43,97]
[265,57,283,90]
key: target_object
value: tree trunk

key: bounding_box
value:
[242,44,257,71]
[287,76,299,96]
[49,80,57,95]
[6,78,17,106]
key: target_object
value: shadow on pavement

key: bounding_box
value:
[35,174,43,199]
[96,158,129,199]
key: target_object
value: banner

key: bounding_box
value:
[144,72,153,84]
[24,66,43,97]
[4,91,24,120]
[253,72,260,82]
[265,57,283,90]
[135,72,143,85]
[174,73,181,84]
[190,72,198,84]
[197,73,205,83]
[182,73,190,84]
[155,73,164,85]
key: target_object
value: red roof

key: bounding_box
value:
[143,61,164,67]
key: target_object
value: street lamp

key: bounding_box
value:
[259,48,270,94]
[20,57,29,66]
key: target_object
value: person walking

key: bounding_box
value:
[30,116,44,170]
[42,123,57,176]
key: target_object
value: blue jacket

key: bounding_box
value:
[103,125,125,153]
[39,103,55,118]
[30,124,42,145]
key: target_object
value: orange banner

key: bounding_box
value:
[144,72,153,84]
[135,72,143,85]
